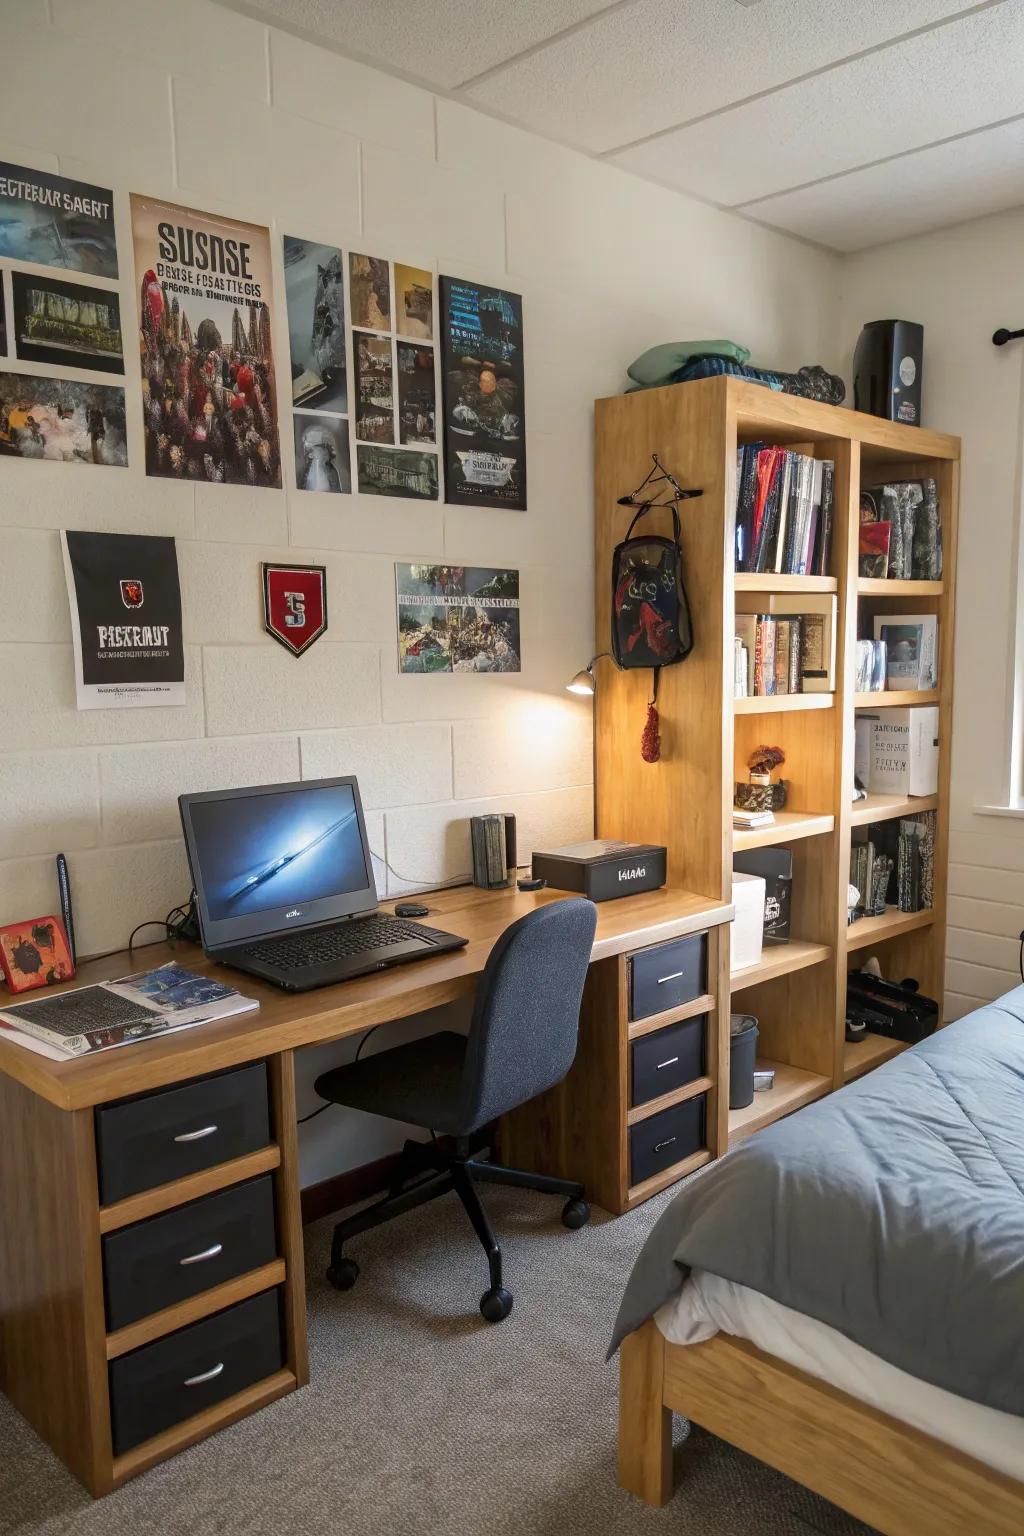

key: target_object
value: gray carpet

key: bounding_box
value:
[0,1181,874,1536]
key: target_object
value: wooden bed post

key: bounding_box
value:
[618,1320,672,1507]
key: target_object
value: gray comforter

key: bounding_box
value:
[609,993,1024,1417]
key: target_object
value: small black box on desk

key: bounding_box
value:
[531,840,667,901]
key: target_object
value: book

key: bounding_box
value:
[735,448,835,577]
[815,460,834,575]
[859,478,940,581]
[733,635,749,698]
[736,593,835,692]
[0,963,259,1058]
[873,613,939,690]
[735,614,757,695]
[859,520,891,578]
[911,477,942,579]
[753,615,777,696]
[733,808,775,829]
[774,618,791,694]
[787,616,802,694]
[862,706,940,796]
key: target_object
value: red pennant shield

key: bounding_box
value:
[262,563,328,657]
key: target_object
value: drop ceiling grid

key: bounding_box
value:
[216,0,1021,250]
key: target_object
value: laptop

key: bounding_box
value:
[178,776,468,992]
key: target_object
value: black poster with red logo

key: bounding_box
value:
[60,530,185,709]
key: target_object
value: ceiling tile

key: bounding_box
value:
[233,0,615,89]
[611,2,1024,205]
[739,117,1024,251]
[461,0,981,153]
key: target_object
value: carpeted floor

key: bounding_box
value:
[0,1181,874,1536]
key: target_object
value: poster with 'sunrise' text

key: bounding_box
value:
[131,194,281,487]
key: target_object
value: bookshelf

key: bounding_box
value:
[594,375,958,1153]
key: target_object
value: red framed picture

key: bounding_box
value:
[261,562,328,657]
[0,916,76,994]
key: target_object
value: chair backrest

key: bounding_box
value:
[457,898,598,1133]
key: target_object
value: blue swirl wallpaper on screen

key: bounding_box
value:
[189,784,371,920]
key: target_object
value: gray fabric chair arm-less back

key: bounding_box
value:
[457,898,598,1133]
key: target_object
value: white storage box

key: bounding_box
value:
[865,706,939,797]
[730,872,766,973]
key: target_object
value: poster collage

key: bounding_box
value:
[0,160,525,687]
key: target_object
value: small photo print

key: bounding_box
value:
[294,412,351,493]
[396,563,521,673]
[397,341,436,444]
[283,235,347,413]
[394,263,433,340]
[349,252,391,330]
[0,276,7,355]
[0,371,127,467]
[357,444,438,501]
[12,270,124,375]
[354,331,394,443]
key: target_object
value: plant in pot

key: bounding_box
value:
[735,745,787,813]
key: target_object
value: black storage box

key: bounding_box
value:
[846,971,938,1044]
[531,839,666,901]
[628,931,707,1021]
[733,848,792,942]
[630,1013,705,1107]
[629,1095,706,1186]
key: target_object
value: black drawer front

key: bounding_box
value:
[103,1175,278,1331]
[109,1289,283,1457]
[96,1062,271,1206]
[629,933,707,1022]
[629,1095,706,1187]
[631,1015,706,1107]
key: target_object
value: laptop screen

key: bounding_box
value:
[180,778,376,945]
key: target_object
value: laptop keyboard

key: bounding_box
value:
[244,916,430,972]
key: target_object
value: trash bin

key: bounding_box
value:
[729,1013,759,1110]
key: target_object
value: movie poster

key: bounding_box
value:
[0,276,6,354]
[130,194,281,487]
[394,263,433,340]
[397,342,435,444]
[0,162,118,278]
[283,235,346,412]
[12,271,123,374]
[349,253,390,330]
[395,564,520,673]
[294,413,350,494]
[439,277,526,510]
[0,372,126,467]
[61,531,185,709]
[353,332,394,442]
[358,444,437,501]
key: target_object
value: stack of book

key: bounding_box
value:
[734,595,837,699]
[735,444,835,575]
[849,811,936,919]
[859,478,942,580]
[733,807,775,831]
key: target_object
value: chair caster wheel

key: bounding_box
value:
[480,1286,513,1323]
[326,1258,359,1291]
[561,1197,591,1229]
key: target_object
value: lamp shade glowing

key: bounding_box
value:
[566,667,596,696]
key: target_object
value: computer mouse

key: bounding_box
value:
[394,902,430,917]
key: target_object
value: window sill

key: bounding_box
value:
[975,803,1024,820]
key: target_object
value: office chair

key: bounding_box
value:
[313,898,599,1322]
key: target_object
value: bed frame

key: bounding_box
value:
[619,1321,1024,1536]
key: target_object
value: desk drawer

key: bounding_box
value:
[96,1062,271,1206]
[109,1289,283,1457]
[629,933,707,1021]
[629,1095,706,1188]
[103,1175,277,1331]
[630,1015,705,1107]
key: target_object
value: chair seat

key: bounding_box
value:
[314,1031,468,1134]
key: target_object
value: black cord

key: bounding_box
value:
[296,1026,381,1125]
[127,919,173,954]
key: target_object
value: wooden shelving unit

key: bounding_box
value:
[595,376,958,1150]
[843,1034,909,1083]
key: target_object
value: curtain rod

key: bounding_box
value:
[993,328,1024,346]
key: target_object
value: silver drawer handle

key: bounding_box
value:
[179,1243,223,1267]
[653,1136,677,1153]
[173,1125,218,1143]
[657,970,685,985]
[655,1056,680,1071]
[183,1362,225,1387]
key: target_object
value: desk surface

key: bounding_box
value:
[0,883,732,1111]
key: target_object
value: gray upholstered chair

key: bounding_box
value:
[314,898,598,1322]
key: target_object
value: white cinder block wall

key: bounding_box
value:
[0,0,839,1184]
[840,206,1024,1022]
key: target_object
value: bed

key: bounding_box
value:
[610,994,1024,1536]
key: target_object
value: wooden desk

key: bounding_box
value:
[0,882,731,1496]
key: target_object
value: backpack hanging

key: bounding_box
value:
[610,458,699,762]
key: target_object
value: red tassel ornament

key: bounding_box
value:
[641,700,660,763]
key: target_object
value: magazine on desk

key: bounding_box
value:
[0,963,259,1058]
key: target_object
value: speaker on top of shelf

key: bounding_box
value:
[853,319,924,427]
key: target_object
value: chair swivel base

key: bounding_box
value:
[325,1136,590,1322]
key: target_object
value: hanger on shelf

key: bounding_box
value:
[616,452,703,510]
